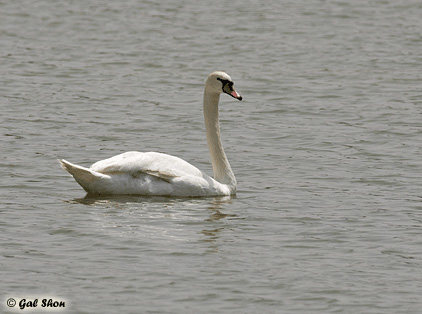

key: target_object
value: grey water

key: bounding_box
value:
[1,0,422,313]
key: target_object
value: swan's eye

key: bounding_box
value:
[217,78,233,88]
[217,77,225,84]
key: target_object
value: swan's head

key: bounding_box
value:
[206,71,242,101]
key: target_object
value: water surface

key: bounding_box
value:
[1,0,422,313]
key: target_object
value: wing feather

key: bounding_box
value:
[90,151,204,180]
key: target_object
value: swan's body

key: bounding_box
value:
[60,71,242,197]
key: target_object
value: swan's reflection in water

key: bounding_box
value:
[70,194,235,210]
[200,197,237,254]
[69,194,237,247]
[70,194,183,206]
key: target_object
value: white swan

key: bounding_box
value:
[59,71,242,197]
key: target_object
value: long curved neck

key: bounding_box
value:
[203,89,236,190]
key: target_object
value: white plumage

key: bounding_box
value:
[60,71,242,197]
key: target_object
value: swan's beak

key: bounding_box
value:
[223,84,243,101]
[230,89,242,101]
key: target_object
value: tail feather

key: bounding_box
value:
[59,159,107,194]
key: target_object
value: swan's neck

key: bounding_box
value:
[203,89,236,191]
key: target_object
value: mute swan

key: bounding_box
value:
[59,71,242,197]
